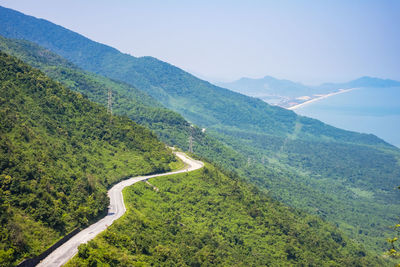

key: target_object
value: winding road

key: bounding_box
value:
[37,152,203,267]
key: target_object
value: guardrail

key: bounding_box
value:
[17,228,80,267]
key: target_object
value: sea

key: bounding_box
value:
[294,87,400,148]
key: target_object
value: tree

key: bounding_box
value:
[387,186,400,266]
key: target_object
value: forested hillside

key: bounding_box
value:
[0,52,176,266]
[0,7,388,145]
[0,35,242,171]
[0,48,386,266]
[1,6,400,255]
[66,164,381,266]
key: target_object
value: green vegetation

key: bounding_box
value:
[0,35,191,148]
[387,187,400,266]
[0,52,176,266]
[67,164,382,266]
[0,45,384,266]
[0,35,243,176]
[1,11,400,256]
[210,126,400,253]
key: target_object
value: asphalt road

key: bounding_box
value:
[37,152,203,267]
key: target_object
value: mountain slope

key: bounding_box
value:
[0,35,191,147]
[67,164,381,266]
[0,50,384,266]
[1,6,400,255]
[0,35,244,172]
[0,6,387,144]
[0,51,176,266]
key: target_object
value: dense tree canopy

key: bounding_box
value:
[0,52,176,266]
[67,164,382,266]
[1,33,400,256]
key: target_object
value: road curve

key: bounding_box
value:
[37,152,203,267]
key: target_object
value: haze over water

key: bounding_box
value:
[294,87,400,148]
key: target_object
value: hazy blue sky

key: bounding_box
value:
[0,0,399,84]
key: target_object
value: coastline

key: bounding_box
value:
[287,88,358,110]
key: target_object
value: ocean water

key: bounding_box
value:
[294,87,400,148]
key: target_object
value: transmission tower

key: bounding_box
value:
[189,135,193,153]
[188,125,194,153]
[107,89,112,115]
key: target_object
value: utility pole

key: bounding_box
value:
[107,89,112,122]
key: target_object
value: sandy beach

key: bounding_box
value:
[287,88,358,110]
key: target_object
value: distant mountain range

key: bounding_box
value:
[318,76,400,90]
[218,75,400,107]
[217,76,320,98]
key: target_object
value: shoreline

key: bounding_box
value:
[287,88,358,110]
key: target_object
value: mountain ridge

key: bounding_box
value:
[218,75,400,102]
[0,6,389,146]
[319,76,400,89]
